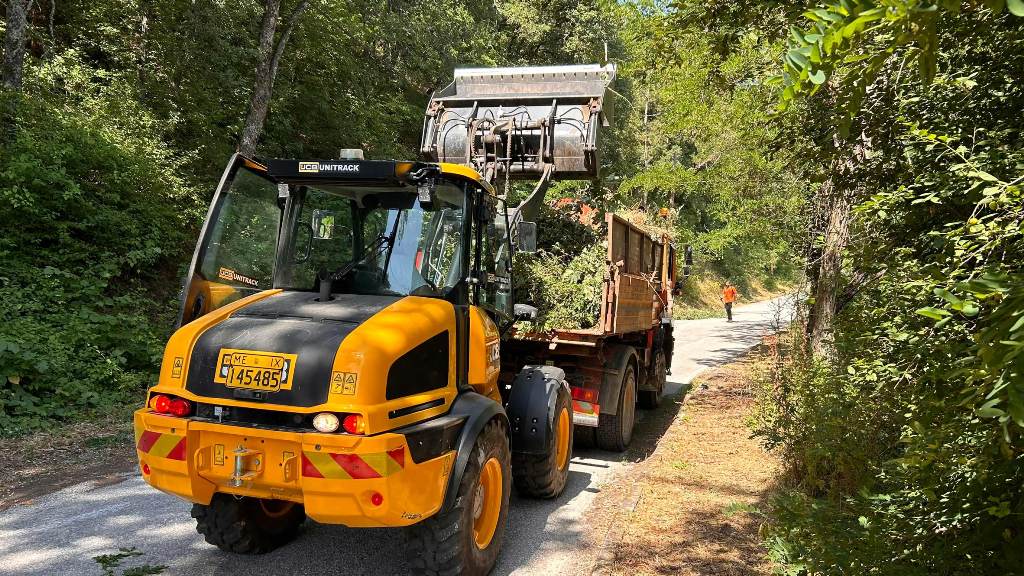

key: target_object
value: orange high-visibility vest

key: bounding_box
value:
[723,286,737,303]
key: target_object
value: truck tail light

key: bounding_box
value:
[571,386,598,404]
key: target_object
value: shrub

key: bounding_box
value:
[0,52,201,435]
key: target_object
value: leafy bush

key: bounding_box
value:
[513,201,607,331]
[0,53,201,435]
[749,6,1024,574]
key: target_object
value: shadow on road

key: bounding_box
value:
[0,387,690,576]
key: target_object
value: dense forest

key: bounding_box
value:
[2,0,1022,574]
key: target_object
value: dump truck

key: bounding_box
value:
[503,214,680,452]
[134,63,665,575]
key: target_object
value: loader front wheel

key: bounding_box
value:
[407,418,511,576]
[512,385,573,498]
[191,495,305,554]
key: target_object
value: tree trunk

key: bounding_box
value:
[2,0,33,91]
[237,0,308,157]
[806,130,871,362]
[808,175,852,361]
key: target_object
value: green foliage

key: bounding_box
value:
[776,0,1024,129]
[93,547,166,576]
[513,202,607,331]
[0,0,615,434]
[753,4,1024,575]
[614,4,805,288]
[0,53,199,435]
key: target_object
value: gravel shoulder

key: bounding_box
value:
[587,345,781,576]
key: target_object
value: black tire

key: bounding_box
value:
[407,418,511,576]
[574,425,596,449]
[638,349,666,409]
[191,495,305,554]
[596,361,637,452]
[512,386,573,498]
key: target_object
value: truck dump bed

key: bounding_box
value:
[513,213,674,348]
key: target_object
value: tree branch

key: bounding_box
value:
[269,0,309,81]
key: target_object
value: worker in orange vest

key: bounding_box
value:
[722,282,738,322]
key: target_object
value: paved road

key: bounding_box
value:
[0,295,794,576]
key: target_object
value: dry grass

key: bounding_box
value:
[0,408,137,510]
[590,349,780,576]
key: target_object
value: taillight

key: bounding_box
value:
[571,386,598,403]
[342,414,365,435]
[150,394,192,417]
[150,394,171,413]
[169,398,192,417]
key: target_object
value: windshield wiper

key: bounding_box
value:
[325,233,391,282]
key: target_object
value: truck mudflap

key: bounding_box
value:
[134,410,455,527]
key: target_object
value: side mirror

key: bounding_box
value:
[517,221,538,253]
[683,245,693,278]
[514,303,538,322]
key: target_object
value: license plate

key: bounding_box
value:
[213,348,297,392]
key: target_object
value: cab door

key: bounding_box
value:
[178,155,283,326]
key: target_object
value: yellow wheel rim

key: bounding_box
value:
[473,457,502,550]
[555,407,570,470]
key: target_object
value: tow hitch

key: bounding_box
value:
[229,446,263,487]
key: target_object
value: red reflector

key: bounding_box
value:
[343,414,365,435]
[151,394,171,413]
[142,463,151,475]
[414,249,424,271]
[169,398,192,417]
[571,386,598,403]
[370,492,383,507]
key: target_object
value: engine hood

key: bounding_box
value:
[184,292,401,407]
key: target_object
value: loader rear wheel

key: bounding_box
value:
[407,418,510,576]
[596,362,636,452]
[512,386,573,498]
[191,495,305,554]
[639,350,666,409]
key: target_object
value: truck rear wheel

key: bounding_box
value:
[639,350,666,409]
[191,495,305,554]
[596,362,636,452]
[407,418,510,576]
[512,386,573,498]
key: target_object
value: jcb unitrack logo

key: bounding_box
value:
[298,161,360,174]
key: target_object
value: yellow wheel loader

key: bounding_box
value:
[135,64,615,575]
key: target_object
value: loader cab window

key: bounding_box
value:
[279,181,468,299]
[181,165,282,324]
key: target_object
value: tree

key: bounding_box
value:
[238,0,309,157]
[2,0,32,91]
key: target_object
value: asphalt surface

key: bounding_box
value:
[0,295,795,576]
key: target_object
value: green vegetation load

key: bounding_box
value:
[513,201,607,332]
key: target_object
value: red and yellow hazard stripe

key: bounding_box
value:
[301,447,405,480]
[136,430,187,461]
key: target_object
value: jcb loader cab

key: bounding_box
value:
[137,64,617,575]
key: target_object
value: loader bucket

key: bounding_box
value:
[421,64,617,183]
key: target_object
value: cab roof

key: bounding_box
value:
[245,157,496,195]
